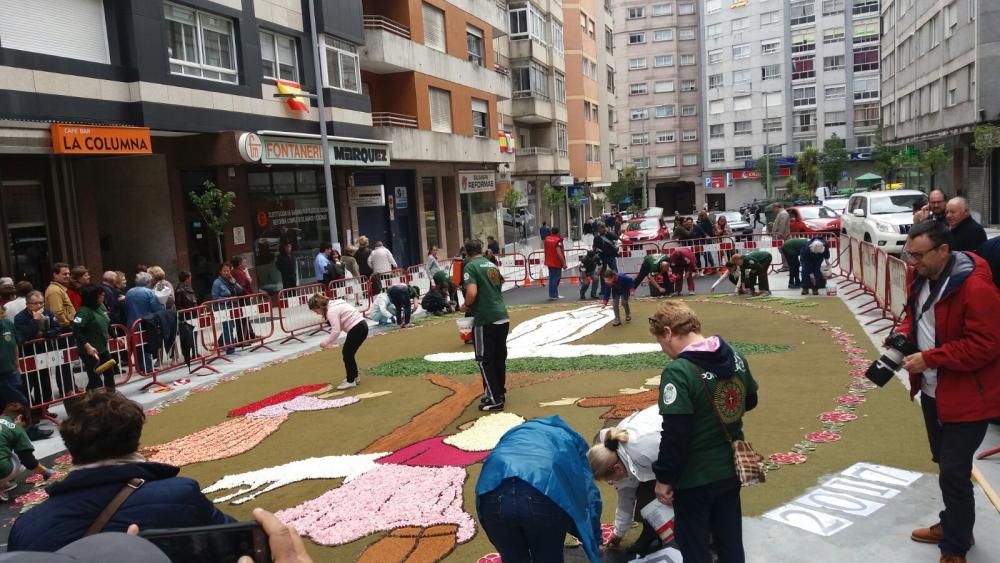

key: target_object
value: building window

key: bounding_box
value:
[762,64,781,81]
[795,140,815,152]
[681,104,697,116]
[553,21,565,53]
[429,87,452,133]
[652,3,673,16]
[512,62,549,98]
[679,3,695,15]
[853,46,879,72]
[628,32,646,45]
[710,124,724,138]
[946,71,959,106]
[466,25,484,65]
[733,69,751,86]
[471,99,488,137]
[260,30,298,82]
[653,29,674,42]
[710,149,725,163]
[681,79,697,92]
[509,4,547,44]
[763,117,782,132]
[655,104,675,118]
[824,84,846,99]
[854,102,879,127]
[630,83,648,95]
[792,56,815,80]
[823,0,845,16]
[706,0,722,12]
[165,2,238,83]
[682,130,697,141]
[655,80,675,93]
[791,29,816,53]
[556,122,568,151]
[607,65,615,93]
[824,111,846,126]
[634,157,650,169]
[585,144,593,162]
[632,133,650,145]
[734,120,752,135]
[679,28,696,40]
[852,0,878,16]
[765,91,783,107]
[628,57,647,70]
[555,72,566,102]
[853,76,879,100]
[627,6,645,19]
[930,79,941,112]
[680,54,696,65]
[657,155,677,168]
[761,39,781,54]
[732,17,750,32]
[734,147,753,161]
[422,3,446,52]
[945,3,958,36]
[604,26,612,53]
[708,73,724,89]
[654,55,674,67]
[733,95,752,111]
[733,44,751,59]
[824,27,845,44]
[793,111,816,133]
[324,37,361,93]
[793,86,817,107]
[657,131,676,143]
[631,108,650,120]
[709,99,725,114]
[761,10,781,25]
[789,1,815,26]
[708,49,723,64]
[682,154,697,166]
[765,144,783,156]
[706,23,722,38]
[824,55,845,71]
[856,134,873,151]
[853,20,878,45]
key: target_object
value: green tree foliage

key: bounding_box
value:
[503,188,524,210]
[820,134,848,187]
[542,183,566,225]
[189,181,236,262]
[608,165,642,209]
[795,146,821,192]
[918,145,950,187]
[873,125,902,181]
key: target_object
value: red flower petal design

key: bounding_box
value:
[805,431,842,443]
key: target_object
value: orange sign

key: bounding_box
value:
[50,124,152,155]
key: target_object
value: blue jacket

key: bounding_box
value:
[8,462,234,552]
[476,416,602,562]
[124,287,164,329]
[602,273,636,302]
[210,276,243,300]
[13,308,63,343]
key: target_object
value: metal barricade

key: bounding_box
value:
[125,307,219,388]
[618,242,664,275]
[276,283,330,344]
[372,269,408,295]
[886,253,911,324]
[407,265,432,296]
[525,250,547,284]
[202,293,276,362]
[329,276,371,315]
[851,241,880,310]
[496,253,528,289]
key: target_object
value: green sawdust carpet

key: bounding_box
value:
[136,297,933,562]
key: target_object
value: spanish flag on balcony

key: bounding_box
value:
[498,131,516,154]
[275,79,309,112]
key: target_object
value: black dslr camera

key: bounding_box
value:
[866,332,920,387]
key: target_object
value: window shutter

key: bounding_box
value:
[471,99,488,114]
[0,0,109,63]
[422,3,446,52]
[429,88,452,133]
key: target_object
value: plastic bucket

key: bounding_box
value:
[640,499,675,544]
[456,318,474,342]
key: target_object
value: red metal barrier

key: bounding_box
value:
[496,253,528,288]
[202,293,276,363]
[125,307,219,388]
[329,276,372,314]
[276,283,330,344]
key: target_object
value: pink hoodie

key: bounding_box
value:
[323,299,365,346]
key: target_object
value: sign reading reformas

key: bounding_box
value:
[459,171,496,194]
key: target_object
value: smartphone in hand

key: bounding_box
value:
[140,521,270,563]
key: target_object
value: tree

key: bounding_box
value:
[795,146,821,194]
[755,155,781,198]
[503,188,524,211]
[189,180,236,262]
[873,125,901,182]
[542,183,566,226]
[608,165,641,210]
[918,145,950,188]
[820,134,848,187]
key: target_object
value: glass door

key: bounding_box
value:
[1,181,51,289]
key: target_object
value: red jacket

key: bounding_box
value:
[898,252,1000,422]
[543,235,566,269]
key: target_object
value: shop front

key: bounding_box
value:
[458,170,499,247]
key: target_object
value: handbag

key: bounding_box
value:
[699,377,765,487]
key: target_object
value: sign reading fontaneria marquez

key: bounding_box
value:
[254,135,390,167]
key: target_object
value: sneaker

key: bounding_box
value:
[479,401,505,412]
[625,315,632,322]
[0,491,8,502]
[556,295,565,299]
[611,321,622,326]
[336,380,358,390]
[4,482,17,492]
[759,291,772,297]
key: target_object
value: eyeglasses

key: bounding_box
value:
[27,301,44,306]
[901,245,941,262]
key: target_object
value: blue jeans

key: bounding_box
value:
[477,478,573,562]
[548,267,562,298]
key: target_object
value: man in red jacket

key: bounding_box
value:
[896,221,1000,563]
[544,227,567,300]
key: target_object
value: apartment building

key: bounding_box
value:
[615,0,703,214]
[701,0,881,210]
[0,0,404,295]
[881,0,1000,224]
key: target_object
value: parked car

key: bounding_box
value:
[635,206,664,219]
[620,218,669,244]
[823,196,849,216]
[503,207,534,227]
[710,211,753,235]
[788,205,842,234]
[840,189,927,254]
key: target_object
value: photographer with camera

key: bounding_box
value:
[892,221,1000,563]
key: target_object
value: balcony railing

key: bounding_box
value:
[520,147,555,156]
[363,15,411,40]
[371,112,418,128]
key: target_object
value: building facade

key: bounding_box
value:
[881,0,1000,224]
[700,0,881,210]
[615,0,703,215]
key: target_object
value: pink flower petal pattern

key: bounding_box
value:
[478,554,502,563]
[769,452,808,465]
[805,431,842,443]
[819,411,858,423]
[836,395,866,406]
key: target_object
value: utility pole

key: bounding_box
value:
[308,0,339,244]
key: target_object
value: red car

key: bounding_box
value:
[620,218,668,244]
[788,205,841,234]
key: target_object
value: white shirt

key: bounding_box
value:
[368,246,398,274]
[4,297,26,320]
[917,277,948,397]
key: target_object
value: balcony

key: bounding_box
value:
[371,122,514,164]
[512,95,555,123]
[448,0,508,37]
[509,38,553,68]
[361,18,511,100]
[514,147,570,175]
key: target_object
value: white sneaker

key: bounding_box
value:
[336,380,358,390]
[3,482,16,492]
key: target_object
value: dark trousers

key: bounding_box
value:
[920,394,988,557]
[634,262,653,288]
[599,256,618,292]
[342,322,368,383]
[782,249,801,285]
[82,352,116,392]
[745,264,771,292]
[387,286,411,326]
[371,274,384,296]
[474,321,509,404]
[478,478,573,563]
[579,272,599,298]
[673,477,745,563]
[0,371,30,412]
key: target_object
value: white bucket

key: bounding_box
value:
[640,499,676,544]
[826,284,839,296]
[456,317,474,338]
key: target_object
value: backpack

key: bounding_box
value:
[327,261,346,282]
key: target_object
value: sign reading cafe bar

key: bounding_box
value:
[50,124,152,155]
[239,133,391,167]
